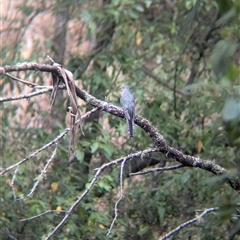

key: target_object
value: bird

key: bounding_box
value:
[120,85,135,138]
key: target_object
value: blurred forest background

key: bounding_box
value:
[1,0,240,239]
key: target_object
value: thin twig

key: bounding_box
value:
[1,63,240,192]
[44,167,102,240]
[0,130,68,175]
[5,73,38,87]
[0,88,52,103]
[0,108,99,176]
[10,165,19,200]
[5,72,59,89]
[107,157,127,235]
[44,149,157,240]
[20,210,67,222]
[27,144,58,198]
[93,149,157,173]
[129,164,184,176]
[159,207,218,240]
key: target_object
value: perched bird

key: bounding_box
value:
[120,85,135,138]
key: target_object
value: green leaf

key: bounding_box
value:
[75,149,84,162]
[181,0,202,35]
[158,206,166,221]
[182,172,191,184]
[225,63,240,82]
[126,9,139,19]
[219,204,238,219]
[134,4,145,13]
[100,143,114,157]
[209,40,238,79]
[98,181,111,192]
[91,142,99,153]
[82,10,91,23]
[137,225,149,236]
[216,7,236,27]
[18,164,26,175]
[222,98,240,122]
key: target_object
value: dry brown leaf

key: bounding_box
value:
[48,57,84,158]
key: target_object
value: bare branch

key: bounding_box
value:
[129,164,184,176]
[0,130,68,175]
[5,73,38,87]
[1,61,240,240]
[10,165,19,200]
[1,63,240,192]
[94,148,158,173]
[43,167,102,240]
[107,157,127,235]
[44,149,157,239]
[0,63,57,74]
[27,144,58,198]
[20,210,67,222]
[0,88,52,102]
[159,207,218,240]
[0,108,99,176]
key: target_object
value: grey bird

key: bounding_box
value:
[120,85,135,138]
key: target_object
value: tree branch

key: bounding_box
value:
[129,164,184,176]
[1,62,240,240]
[1,62,240,192]
[0,108,99,176]
[159,207,218,240]
[44,148,156,240]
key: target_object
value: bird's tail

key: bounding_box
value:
[127,118,134,138]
